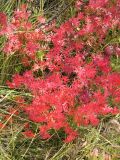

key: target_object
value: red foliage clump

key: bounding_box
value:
[1,1,120,142]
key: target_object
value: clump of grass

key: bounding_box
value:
[0,112,120,160]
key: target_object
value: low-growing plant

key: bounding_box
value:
[0,0,120,144]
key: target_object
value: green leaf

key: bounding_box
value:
[36,50,45,61]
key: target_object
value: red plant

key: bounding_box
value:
[1,1,120,142]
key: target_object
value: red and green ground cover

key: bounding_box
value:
[0,0,120,159]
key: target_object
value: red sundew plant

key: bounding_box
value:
[0,1,120,142]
